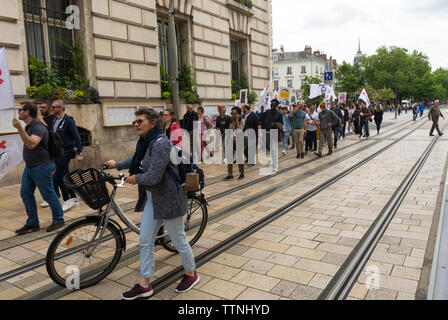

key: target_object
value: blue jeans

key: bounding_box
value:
[140,191,196,279]
[20,163,64,227]
[283,130,291,153]
[333,127,340,147]
[360,120,370,137]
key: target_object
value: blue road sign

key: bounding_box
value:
[324,72,333,81]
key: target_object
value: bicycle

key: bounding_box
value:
[45,166,208,289]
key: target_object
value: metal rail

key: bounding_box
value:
[2,118,426,285]
[318,123,448,300]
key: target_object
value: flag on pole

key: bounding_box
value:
[0,48,15,111]
[358,88,370,107]
[290,92,297,105]
[0,134,23,180]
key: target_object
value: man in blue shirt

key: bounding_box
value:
[45,100,84,212]
[419,103,425,118]
[292,104,307,158]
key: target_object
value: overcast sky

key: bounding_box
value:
[272,0,448,70]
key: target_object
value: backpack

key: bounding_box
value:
[149,136,205,192]
[42,121,64,160]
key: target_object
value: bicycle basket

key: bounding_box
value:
[63,168,110,210]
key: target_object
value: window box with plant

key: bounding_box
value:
[26,36,99,104]
[231,72,257,103]
[226,0,254,16]
[160,63,200,104]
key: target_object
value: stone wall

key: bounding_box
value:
[0,0,28,98]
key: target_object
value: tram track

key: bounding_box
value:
[18,114,438,300]
[0,115,418,254]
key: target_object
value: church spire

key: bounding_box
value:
[357,38,361,54]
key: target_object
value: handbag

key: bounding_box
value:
[184,172,200,192]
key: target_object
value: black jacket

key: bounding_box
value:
[48,115,83,154]
[181,111,198,132]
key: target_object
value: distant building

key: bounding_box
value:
[354,39,364,64]
[273,45,338,96]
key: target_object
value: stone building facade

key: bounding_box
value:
[0,0,273,186]
[273,45,338,97]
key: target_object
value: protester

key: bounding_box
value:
[373,105,384,134]
[163,109,182,147]
[428,100,445,136]
[412,103,418,121]
[242,104,261,166]
[316,101,339,158]
[419,102,425,118]
[330,102,344,149]
[197,106,213,161]
[225,107,245,180]
[42,100,83,212]
[106,108,199,300]
[348,104,355,134]
[264,99,283,151]
[305,105,318,154]
[181,104,198,153]
[37,100,54,127]
[281,107,292,156]
[215,106,231,157]
[292,104,306,159]
[12,102,64,234]
[359,102,372,138]
[341,103,349,138]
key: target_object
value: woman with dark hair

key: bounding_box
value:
[374,104,384,134]
[225,106,245,180]
[105,108,199,300]
[163,108,182,147]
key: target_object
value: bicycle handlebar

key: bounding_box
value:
[101,165,128,184]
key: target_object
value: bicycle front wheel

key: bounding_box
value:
[162,195,208,253]
[46,218,124,289]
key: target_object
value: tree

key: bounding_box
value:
[432,68,448,101]
[335,62,360,98]
[301,76,324,106]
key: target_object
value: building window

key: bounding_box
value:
[287,67,292,75]
[274,80,279,91]
[287,80,293,88]
[77,127,92,147]
[23,0,74,76]
[301,66,306,74]
[157,19,183,73]
[230,40,242,83]
[274,67,279,75]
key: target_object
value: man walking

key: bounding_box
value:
[12,103,64,234]
[305,106,318,154]
[181,104,199,153]
[330,102,344,149]
[46,100,84,212]
[428,100,445,137]
[292,104,306,159]
[242,104,261,166]
[316,101,339,158]
[281,106,292,156]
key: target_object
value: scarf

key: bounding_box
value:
[130,128,164,175]
[130,128,164,212]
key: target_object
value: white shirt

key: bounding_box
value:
[305,112,319,131]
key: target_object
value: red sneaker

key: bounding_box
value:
[175,272,200,293]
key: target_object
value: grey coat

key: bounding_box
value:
[116,136,188,220]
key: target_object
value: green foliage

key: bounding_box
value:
[234,0,253,9]
[63,36,89,88]
[248,91,257,103]
[26,86,37,98]
[231,72,251,99]
[36,83,55,99]
[301,76,324,106]
[161,63,199,103]
[335,62,362,97]
[232,93,239,100]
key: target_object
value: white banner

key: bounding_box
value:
[309,83,326,99]
[0,134,23,180]
[0,48,15,111]
[338,93,347,103]
[257,81,271,111]
[358,88,371,107]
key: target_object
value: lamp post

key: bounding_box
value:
[168,0,180,123]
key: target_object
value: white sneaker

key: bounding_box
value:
[40,201,50,208]
[62,200,76,212]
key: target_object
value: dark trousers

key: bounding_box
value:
[341,121,347,138]
[333,127,340,147]
[430,120,442,135]
[354,119,360,134]
[54,152,76,201]
[305,131,317,152]
[360,120,370,137]
[375,120,382,133]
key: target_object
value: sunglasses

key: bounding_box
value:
[132,119,146,126]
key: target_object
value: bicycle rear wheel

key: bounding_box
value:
[162,195,208,253]
[46,218,124,289]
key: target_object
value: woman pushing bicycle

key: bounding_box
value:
[105,108,199,300]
